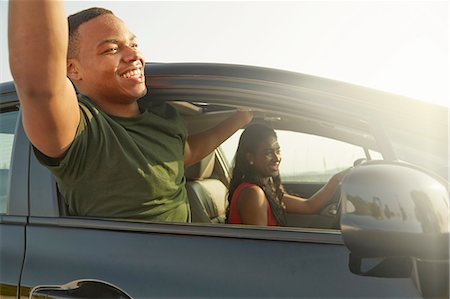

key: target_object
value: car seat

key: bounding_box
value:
[185,152,228,223]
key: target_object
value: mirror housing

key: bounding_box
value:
[340,161,448,260]
[340,161,449,298]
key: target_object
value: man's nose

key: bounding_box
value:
[122,46,143,63]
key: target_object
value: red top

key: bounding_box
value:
[228,183,279,226]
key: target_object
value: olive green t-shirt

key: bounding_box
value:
[35,94,189,222]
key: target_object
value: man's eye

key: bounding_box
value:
[104,47,118,54]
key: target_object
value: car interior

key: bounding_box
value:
[54,99,379,230]
[169,100,376,230]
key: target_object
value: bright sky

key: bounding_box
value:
[0,0,448,107]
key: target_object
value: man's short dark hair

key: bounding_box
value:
[68,7,114,58]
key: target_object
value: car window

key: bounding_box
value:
[0,110,19,214]
[221,129,375,183]
[385,127,448,180]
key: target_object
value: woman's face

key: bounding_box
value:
[247,135,282,178]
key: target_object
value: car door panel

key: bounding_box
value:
[0,216,26,298]
[20,219,421,298]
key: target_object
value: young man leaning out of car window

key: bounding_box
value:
[8,1,253,222]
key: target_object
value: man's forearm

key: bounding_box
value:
[185,111,252,166]
[9,0,68,95]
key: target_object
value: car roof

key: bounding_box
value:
[1,62,447,169]
[142,62,446,130]
[142,62,446,144]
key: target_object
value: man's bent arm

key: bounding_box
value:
[184,111,252,167]
[9,0,80,158]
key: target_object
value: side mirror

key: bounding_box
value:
[340,161,449,298]
[30,279,132,299]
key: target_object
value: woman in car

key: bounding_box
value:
[227,123,350,226]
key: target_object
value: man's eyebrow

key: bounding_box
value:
[97,35,137,48]
[97,39,119,48]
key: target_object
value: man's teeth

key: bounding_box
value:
[121,69,142,78]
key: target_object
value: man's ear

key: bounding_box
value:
[67,59,81,81]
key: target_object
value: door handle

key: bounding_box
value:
[29,279,132,299]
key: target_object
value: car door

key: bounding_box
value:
[18,141,422,298]
[22,214,421,298]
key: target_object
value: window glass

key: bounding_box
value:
[276,131,366,182]
[220,129,242,167]
[0,110,19,214]
[385,127,448,180]
[369,149,383,160]
[221,129,368,183]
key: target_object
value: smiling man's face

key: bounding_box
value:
[68,14,147,108]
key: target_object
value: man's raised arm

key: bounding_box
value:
[8,0,80,158]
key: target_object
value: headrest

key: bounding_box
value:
[185,152,215,180]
